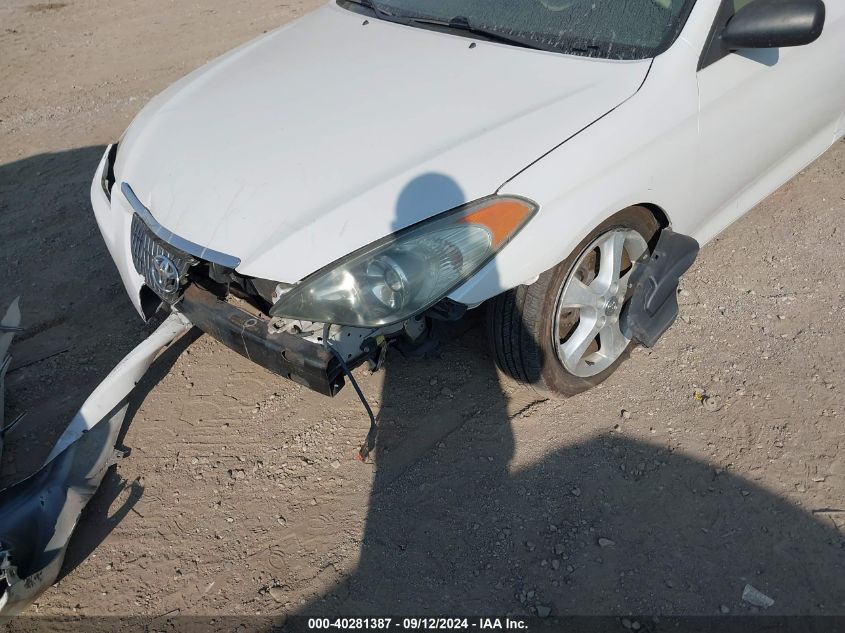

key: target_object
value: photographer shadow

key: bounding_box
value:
[293,173,845,618]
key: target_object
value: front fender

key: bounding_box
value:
[449,40,701,306]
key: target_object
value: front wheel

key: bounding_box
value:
[487,207,660,397]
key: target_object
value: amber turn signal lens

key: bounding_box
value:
[460,199,535,248]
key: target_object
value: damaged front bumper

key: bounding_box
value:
[0,288,355,615]
[0,283,351,616]
[0,313,191,616]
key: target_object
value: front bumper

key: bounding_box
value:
[176,285,345,397]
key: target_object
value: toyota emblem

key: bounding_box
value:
[149,254,181,296]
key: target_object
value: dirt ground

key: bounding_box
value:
[1,0,844,621]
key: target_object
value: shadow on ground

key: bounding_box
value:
[295,321,845,616]
[291,173,845,618]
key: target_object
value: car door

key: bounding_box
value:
[692,0,845,241]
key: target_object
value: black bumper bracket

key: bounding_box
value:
[620,229,700,348]
[177,285,345,397]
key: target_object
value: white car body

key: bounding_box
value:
[92,0,845,332]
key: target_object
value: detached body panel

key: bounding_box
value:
[0,314,191,615]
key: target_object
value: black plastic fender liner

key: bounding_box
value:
[620,229,700,348]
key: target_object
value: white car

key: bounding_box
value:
[92,0,844,399]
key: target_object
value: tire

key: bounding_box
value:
[487,206,661,397]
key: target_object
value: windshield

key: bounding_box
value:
[346,0,696,60]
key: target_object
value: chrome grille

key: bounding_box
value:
[130,214,196,304]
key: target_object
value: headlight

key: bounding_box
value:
[270,195,538,327]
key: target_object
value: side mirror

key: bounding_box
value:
[721,0,825,50]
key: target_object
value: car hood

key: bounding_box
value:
[115,2,651,282]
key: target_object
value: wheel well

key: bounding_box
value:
[637,203,671,230]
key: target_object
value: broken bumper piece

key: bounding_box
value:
[0,313,191,616]
[0,284,347,615]
[1,297,23,467]
[176,284,345,397]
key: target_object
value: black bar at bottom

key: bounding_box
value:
[3,615,845,633]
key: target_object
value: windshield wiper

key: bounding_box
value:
[342,0,398,21]
[342,3,558,54]
[405,15,559,53]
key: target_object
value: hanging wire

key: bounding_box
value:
[322,324,378,461]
